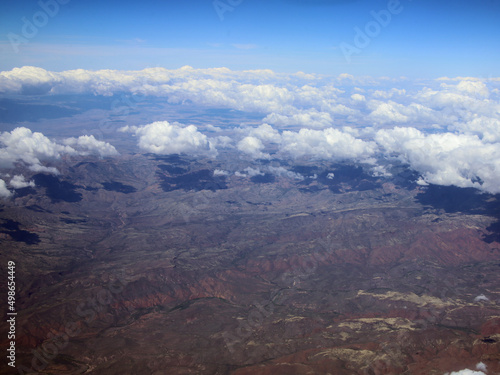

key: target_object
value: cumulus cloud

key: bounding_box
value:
[9,175,35,189]
[449,80,489,98]
[476,363,487,372]
[205,124,222,132]
[0,66,61,95]
[371,165,392,177]
[0,127,73,173]
[0,179,12,198]
[280,128,376,161]
[235,165,304,180]
[351,93,366,102]
[211,135,233,148]
[237,125,376,162]
[368,101,409,124]
[415,81,499,125]
[62,135,118,157]
[375,127,500,194]
[121,121,217,157]
[246,123,281,143]
[367,100,437,126]
[267,166,304,180]
[451,116,500,143]
[213,169,229,176]
[237,136,269,159]
[235,166,264,177]
[263,110,333,128]
[0,127,118,174]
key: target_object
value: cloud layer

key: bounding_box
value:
[1,67,498,131]
[1,66,500,194]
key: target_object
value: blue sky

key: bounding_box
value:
[0,0,499,77]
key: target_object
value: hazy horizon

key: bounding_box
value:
[1,0,499,77]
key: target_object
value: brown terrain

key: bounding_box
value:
[1,152,499,374]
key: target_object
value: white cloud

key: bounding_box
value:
[376,127,500,194]
[0,179,12,198]
[213,169,229,176]
[367,101,440,128]
[121,121,217,157]
[371,165,392,177]
[446,369,486,375]
[473,294,489,302]
[0,128,70,174]
[415,84,499,123]
[453,80,489,98]
[0,66,61,94]
[267,166,304,180]
[444,362,487,375]
[372,88,406,99]
[211,135,233,148]
[0,127,73,171]
[452,116,500,143]
[205,124,222,132]
[476,363,487,372]
[62,135,119,157]
[367,101,409,124]
[351,93,366,102]
[233,164,304,180]
[0,127,118,174]
[236,124,281,159]
[235,166,264,177]
[280,128,376,161]
[247,123,281,143]
[263,110,333,128]
[338,73,354,81]
[9,175,35,189]
[237,136,269,159]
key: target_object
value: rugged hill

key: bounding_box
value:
[1,153,499,375]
